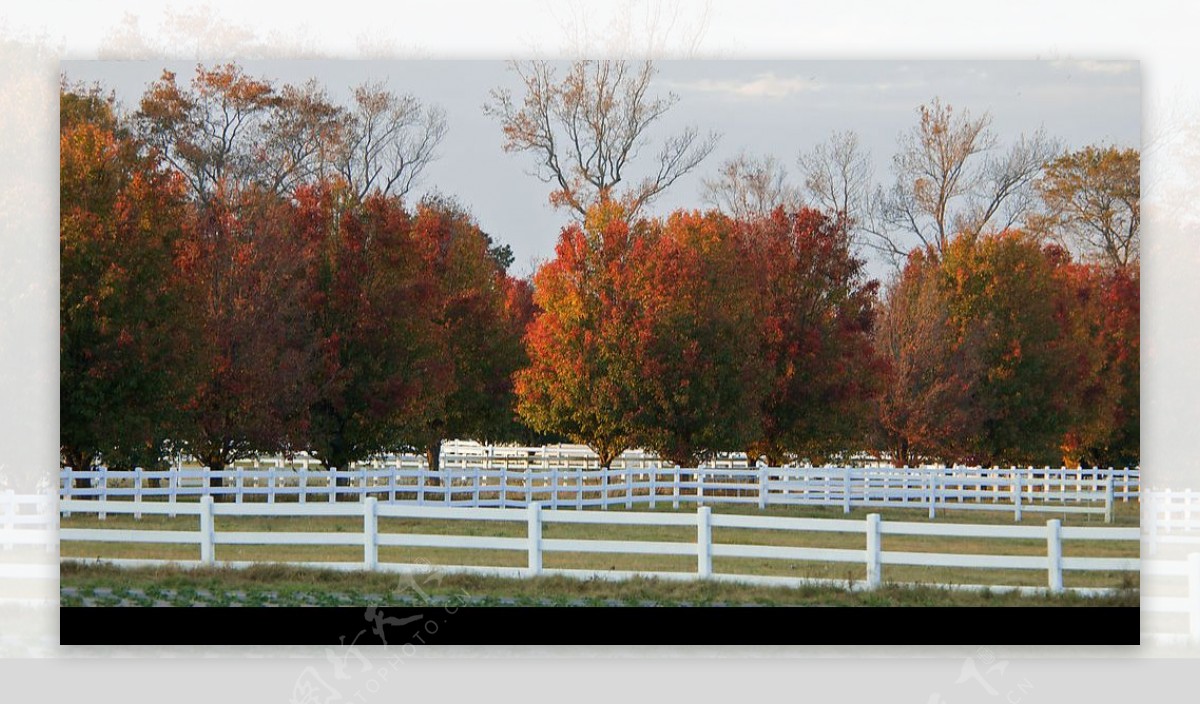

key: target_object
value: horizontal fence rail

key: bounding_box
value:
[59,464,1139,523]
[59,498,1138,595]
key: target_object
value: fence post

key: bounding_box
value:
[697,506,712,578]
[842,467,852,515]
[527,502,542,576]
[625,472,632,509]
[649,469,657,510]
[363,497,378,571]
[499,466,508,509]
[927,469,937,520]
[866,513,882,589]
[1188,553,1200,645]
[97,466,108,520]
[2,490,13,551]
[200,495,215,565]
[62,468,72,519]
[1046,519,1063,593]
[1146,491,1158,558]
[61,467,72,517]
[672,467,680,510]
[268,469,277,504]
[418,465,426,506]
[1104,476,1115,524]
[1012,468,1023,522]
[698,467,706,508]
[130,467,144,519]
[236,466,245,504]
[758,468,768,511]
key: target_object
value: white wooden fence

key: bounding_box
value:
[0,492,58,606]
[59,498,1138,595]
[1141,489,1200,645]
[59,464,1137,523]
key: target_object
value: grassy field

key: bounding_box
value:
[59,562,1138,607]
[60,501,1139,595]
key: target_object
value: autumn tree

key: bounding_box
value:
[873,249,987,466]
[1059,264,1139,467]
[940,233,1084,465]
[173,187,315,484]
[135,64,277,203]
[874,231,1084,466]
[1033,145,1140,270]
[60,84,193,473]
[136,64,447,203]
[486,59,719,220]
[701,152,802,220]
[515,202,645,467]
[740,208,882,466]
[627,211,766,467]
[407,196,530,476]
[297,185,448,481]
[870,98,1060,266]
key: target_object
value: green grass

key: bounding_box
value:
[59,562,1138,607]
[59,501,1139,591]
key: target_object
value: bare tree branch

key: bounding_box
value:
[702,151,802,219]
[485,59,719,221]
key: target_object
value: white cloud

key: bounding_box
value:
[1052,59,1137,75]
[670,71,825,99]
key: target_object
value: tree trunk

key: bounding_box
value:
[425,441,443,487]
[895,439,911,468]
[207,460,227,502]
[62,449,95,489]
[334,470,357,503]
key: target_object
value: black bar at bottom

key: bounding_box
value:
[61,606,1138,646]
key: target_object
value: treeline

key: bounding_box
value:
[61,63,1139,478]
[61,68,544,487]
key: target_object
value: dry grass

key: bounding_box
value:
[59,561,1138,607]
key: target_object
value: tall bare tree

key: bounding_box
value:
[137,66,448,204]
[1033,145,1140,269]
[485,59,719,220]
[333,82,449,202]
[136,64,277,202]
[261,80,343,196]
[701,151,801,219]
[797,130,873,225]
[870,98,1060,266]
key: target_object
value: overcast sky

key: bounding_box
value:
[61,59,1140,278]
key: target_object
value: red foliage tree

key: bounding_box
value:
[875,231,1087,466]
[739,209,882,466]
[1059,263,1139,467]
[174,187,315,485]
[626,210,765,467]
[515,202,645,467]
[407,197,531,475]
[60,85,193,474]
[296,185,447,479]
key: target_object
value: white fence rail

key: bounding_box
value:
[59,498,1138,595]
[59,464,1138,523]
[1141,489,1200,645]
